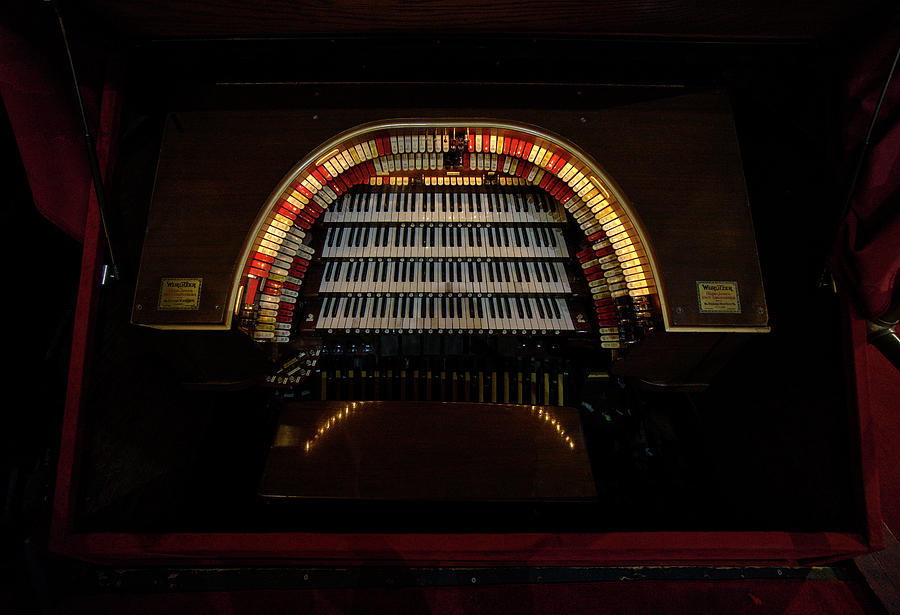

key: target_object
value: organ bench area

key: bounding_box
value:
[131,99,769,501]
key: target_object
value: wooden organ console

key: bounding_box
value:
[36,1,885,566]
[133,99,768,379]
[130,95,769,500]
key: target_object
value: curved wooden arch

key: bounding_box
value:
[233,120,664,342]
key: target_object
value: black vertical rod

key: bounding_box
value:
[49,0,119,282]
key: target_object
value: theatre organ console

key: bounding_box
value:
[132,96,769,408]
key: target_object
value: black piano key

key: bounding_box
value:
[551,298,562,319]
[549,262,560,283]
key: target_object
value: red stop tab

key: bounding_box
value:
[552,155,567,173]
[243,277,259,305]
[279,199,301,214]
[521,141,533,160]
[277,206,297,221]
[547,154,560,172]
[514,139,526,158]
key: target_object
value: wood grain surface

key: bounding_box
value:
[259,401,597,500]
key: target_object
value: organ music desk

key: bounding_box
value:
[53,80,880,565]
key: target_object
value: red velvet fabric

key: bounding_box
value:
[868,343,900,534]
[0,6,100,242]
[830,21,900,321]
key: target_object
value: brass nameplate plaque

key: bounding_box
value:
[158,278,203,311]
[696,281,741,314]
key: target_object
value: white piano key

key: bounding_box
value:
[511,296,526,331]
[358,260,371,295]
[334,296,351,329]
[384,296,396,330]
[500,296,514,331]
[524,262,537,294]
[529,297,546,331]
[346,261,358,294]
[452,261,464,294]
[412,296,422,330]
[357,296,371,330]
